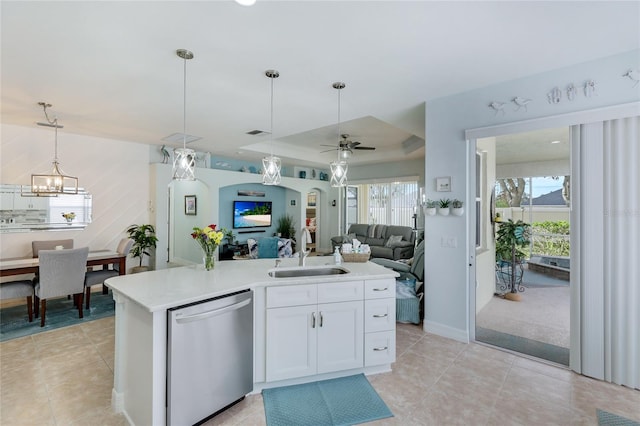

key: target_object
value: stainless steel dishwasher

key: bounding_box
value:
[167,289,253,426]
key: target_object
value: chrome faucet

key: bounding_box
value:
[298,249,310,266]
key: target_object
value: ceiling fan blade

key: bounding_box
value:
[353,146,376,150]
[348,141,361,148]
[319,148,338,153]
[320,144,338,148]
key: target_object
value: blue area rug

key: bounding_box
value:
[476,326,569,366]
[262,373,393,426]
[597,409,640,426]
[0,291,114,342]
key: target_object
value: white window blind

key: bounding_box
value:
[351,180,418,227]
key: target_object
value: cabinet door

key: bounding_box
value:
[317,300,364,374]
[266,305,317,381]
[364,298,396,333]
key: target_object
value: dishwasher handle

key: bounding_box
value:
[175,298,251,324]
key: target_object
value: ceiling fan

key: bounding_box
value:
[320,134,376,159]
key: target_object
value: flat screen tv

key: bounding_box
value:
[233,200,272,229]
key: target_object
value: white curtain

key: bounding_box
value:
[572,116,640,389]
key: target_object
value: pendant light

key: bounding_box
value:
[31,102,79,195]
[262,69,281,186]
[330,82,348,187]
[172,49,196,181]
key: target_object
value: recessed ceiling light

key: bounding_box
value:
[550,140,561,144]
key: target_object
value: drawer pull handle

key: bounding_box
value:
[373,287,388,292]
[319,312,323,327]
[373,346,388,351]
[312,312,316,328]
[373,314,388,318]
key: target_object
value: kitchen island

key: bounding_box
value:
[106,257,398,426]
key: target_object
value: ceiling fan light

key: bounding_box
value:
[330,160,348,187]
[340,148,352,160]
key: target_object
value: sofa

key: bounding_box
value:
[331,223,415,260]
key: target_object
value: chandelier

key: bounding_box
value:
[30,102,78,195]
[172,49,196,181]
[330,82,348,187]
[262,69,282,185]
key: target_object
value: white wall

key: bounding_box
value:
[424,49,640,341]
[0,124,150,273]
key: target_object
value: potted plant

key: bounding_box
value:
[276,214,296,241]
[424,199,437,216]
[451,199,464,216]
[126,224,159,273]
[495,219,531,301]
[438,198,451,216]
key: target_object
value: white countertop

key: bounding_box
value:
[105,256,398,312]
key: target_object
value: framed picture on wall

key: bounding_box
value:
[436,176,451,192]
[185,195,197,215]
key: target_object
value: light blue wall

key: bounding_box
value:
[219,183,287,242]
[424,49,640,341]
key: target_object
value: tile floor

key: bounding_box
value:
[1,319,638,426]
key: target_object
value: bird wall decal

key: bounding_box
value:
[511,97,532,112]
[488,101,506,115]
[622,69,639,88]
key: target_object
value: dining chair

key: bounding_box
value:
[34,247,89,327]
[0,280,34,322]
[32,239,74,257]
[84,238,133,309]
[31,239,75,288]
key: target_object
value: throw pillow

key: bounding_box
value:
[384,235,404,248]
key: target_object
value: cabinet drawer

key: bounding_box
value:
[267,284,317,308]
[364,331,396,367]
[318,281,363,304]
[364,299,395,333]
[364,279,395,299]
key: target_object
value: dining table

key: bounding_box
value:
[0,250,126,277]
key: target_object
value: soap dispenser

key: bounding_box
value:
[333,246,342,265]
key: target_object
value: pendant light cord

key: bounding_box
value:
[337,87,341,162]
[41,103,59,163]
[182,54,187,150]
[270,74,274,156]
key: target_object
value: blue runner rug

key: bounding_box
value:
[0,291,115,342]
[262,373,393,426]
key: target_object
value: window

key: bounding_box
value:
[349,179,418,227]
[476,151,486,249]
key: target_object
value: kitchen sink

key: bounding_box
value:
[268,266,349,278]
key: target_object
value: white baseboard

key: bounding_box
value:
[423,320,469,343]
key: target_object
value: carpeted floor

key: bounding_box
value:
[0,291,115,342]
[262,373,393,426]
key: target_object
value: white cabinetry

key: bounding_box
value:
[266,281,364,382]
[364,279,396,366]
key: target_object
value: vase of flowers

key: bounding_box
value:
[62,212,76,223]
[191,224,224,271]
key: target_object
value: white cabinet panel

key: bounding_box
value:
[364,279,395,299]
[364,299,396,333]
[266,284,316,308]
[266,305,317,381]
[365,331,396,367]
[317,300,364,374]
[317,280,363,304]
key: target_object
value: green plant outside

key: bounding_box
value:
[531,221,570,256]
[126,224,159,267]
[495,219,531,263]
